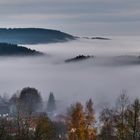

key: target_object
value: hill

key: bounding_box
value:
[83,37,110,40]
[65,55,94,63]
[0,28,76,44]
[0,43,42,56]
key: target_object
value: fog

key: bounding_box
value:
[1,36,140,108]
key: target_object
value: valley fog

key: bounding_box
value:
[0,36,140,107]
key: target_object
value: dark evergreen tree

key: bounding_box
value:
[47,92,56,114]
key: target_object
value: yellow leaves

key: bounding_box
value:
[67,100,96,140]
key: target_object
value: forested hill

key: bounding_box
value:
[0,43,42,56]
[0,28,76,44]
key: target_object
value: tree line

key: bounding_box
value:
[0,88,140,140]
[67,92,140,140]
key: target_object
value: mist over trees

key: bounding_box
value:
[10,87,42,117]
[18,87,43,116]
[0,43,42,56]
[47,92,56,116]
[0,43,43,56]
[0,87,140,140]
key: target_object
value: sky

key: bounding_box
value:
[0,0,140,36]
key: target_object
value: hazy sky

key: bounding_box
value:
[0,0,140,36]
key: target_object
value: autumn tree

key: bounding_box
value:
[85,99,96,140]
[34,115,55,140]
[67,100,96,140]
[68,102,86,140]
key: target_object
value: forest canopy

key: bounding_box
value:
[0,28,76,44]
[0,43,42,56]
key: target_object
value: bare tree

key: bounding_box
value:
[127,98,140,140]
[19,87,42,116]
[114,91,130,140]
[99,105,115,140]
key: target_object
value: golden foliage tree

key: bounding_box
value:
[85,99,96,140]
[68,101,96,140]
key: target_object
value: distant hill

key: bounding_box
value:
[0,28,76,44]
[83,37,110,40]
[0,43,42,56]
[91,37,110,40]
[65,55,94,63]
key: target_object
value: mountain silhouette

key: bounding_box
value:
[0,43,42,56]
[0,28,76,44]
[65,55,94,63]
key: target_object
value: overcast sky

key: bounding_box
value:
[0,0,140,36]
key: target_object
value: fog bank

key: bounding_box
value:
[0,36,140,108]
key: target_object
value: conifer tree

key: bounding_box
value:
[47,92,56,114]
